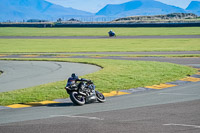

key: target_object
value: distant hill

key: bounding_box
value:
[0,0,92,22]
[113,13,198,23]
[186,1,200,16]
[1,0,199,22]
[96,0,186,17]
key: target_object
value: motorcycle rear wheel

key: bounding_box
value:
[95,91,106,103]
[70,91,85,105]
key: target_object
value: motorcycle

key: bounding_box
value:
[65,80,106,105]
[108,30,116,37]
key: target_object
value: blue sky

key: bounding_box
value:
[46,0,199,13]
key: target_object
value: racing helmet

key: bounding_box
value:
[71,73,78,79]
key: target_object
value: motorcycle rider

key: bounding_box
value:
[108,30,116,37]
[65,73,91,88]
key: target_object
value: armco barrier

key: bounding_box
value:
[0,23,53,27]
[55,23,200,27]
[0,23,200,27]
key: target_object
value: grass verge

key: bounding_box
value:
[0,58,196,106]
[0,27,200,36]
[0,70,3,76]
[1,39,200,53]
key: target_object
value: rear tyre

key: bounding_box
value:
[70,91,85,105]
[96,91,106,103]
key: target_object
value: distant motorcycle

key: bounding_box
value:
[108,30,116,37]
[65,80,106,105]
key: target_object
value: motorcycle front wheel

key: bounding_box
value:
[95,91,106,103]
[70,91,85,105]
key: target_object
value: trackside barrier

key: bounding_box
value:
[1,23,200,27]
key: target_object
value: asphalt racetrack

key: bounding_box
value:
[0,57,200,133]
[0,35,200,39]
[0,35,200,132]
[0,60,101,92]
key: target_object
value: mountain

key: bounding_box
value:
[96,0,186,17]
[46,0,133,13]
[186,1,200,15]
[46,0,195,13]
[0,0,92,22]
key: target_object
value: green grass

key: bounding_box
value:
[0,71,3,76]
[0,27,199,106]
[0,27,200,36]
[0,58,196,106]
[1,39,200,53]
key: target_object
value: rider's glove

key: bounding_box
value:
[88,80,93,84]
[65,87,69,90]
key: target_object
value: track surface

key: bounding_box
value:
[0,79,200,132]
[0,60,101,92]
[0,29,200,132]
[0,35,200,39]
[1,100,200,133]
[0,56,200,132]
[2,51,199,55]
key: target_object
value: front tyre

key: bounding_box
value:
[70,91,85,105]
[96,91,106,103]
